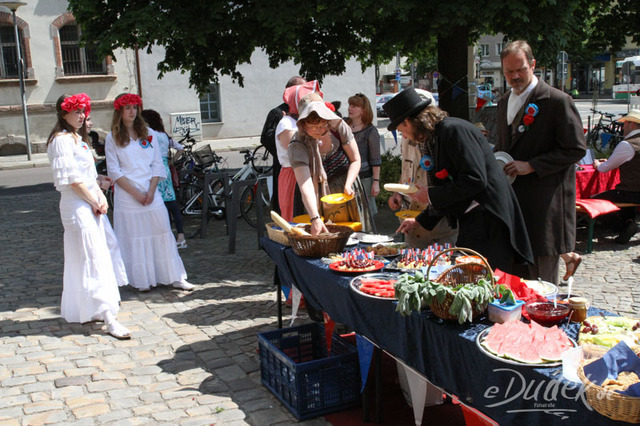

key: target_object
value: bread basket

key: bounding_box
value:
[265,222,290,246]
[286,224,354,257]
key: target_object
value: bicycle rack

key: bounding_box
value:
[198,172,266,254]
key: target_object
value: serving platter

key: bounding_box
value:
[395,210,421,219]
[476,327,576,368]
[329,260,384,274]
[321,193,354,204]
[494,151,516,184]
[353,232,394,244]
[523,279,558,298]
[350,272,400,300]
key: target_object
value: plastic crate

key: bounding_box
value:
[257,322,361,420]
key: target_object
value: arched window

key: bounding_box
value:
[0,23,24,78]
[59,23,105,76]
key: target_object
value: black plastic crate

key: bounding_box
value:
[257,322,361,420]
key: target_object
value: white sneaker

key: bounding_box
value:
[172,280,195,291]
[107,321,131,340]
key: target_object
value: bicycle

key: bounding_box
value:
[177,146,273,237]
[585,109,624,155]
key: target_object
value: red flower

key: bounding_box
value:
[523,114,535,126]
[435,169,450,180]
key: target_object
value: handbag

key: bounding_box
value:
[169,163,180,189]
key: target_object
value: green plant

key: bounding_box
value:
[394,272,516,324]
[377,150,402,208]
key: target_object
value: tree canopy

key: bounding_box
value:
[68,0,639,119]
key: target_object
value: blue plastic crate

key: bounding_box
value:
[257,322,361,420]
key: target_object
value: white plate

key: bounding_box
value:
[494,151,516,184]
[345,236,359,246]
[523,280,558,298]
[354,232,394,244]
[476,328,576,367]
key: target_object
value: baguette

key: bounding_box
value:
[384,183,418,194]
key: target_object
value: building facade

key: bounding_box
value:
[0,1,375,155]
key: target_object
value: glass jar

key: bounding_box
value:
[568,297,589,323]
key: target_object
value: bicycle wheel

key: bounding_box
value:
[251,145,273,174]
[586,129,605,154]
[240,182,272,228]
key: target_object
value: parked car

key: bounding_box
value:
[376,93,397,117]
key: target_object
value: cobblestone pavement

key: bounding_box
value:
[1,184,639,425]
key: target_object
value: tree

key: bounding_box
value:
[67,0,635,120]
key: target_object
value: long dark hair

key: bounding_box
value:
[111,93,148,147]
[47,94,88,145]
[141,109,166,134]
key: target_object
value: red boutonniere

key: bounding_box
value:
[518,103,539,132]
[139,135,153,149]
[435,168,453,181]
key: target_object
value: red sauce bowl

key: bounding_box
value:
[525,302,570,326]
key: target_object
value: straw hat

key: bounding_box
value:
[618,109,640,125]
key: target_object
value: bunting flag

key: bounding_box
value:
[323,312,335,353]
[476,97,488,112]
[452,84,465,100]
[289,287,302,327]
[396,360,444,425]
[392,129,398,145]
[356,334,375,392]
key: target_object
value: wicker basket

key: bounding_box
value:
[577,362,640,423]
[287,224,354,258]
[266,222,290,246]
[425,247,495,321]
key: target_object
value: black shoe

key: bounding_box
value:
[615,220,638,244]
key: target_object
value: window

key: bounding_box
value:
[479,44,490,57]
[59,23,105,76]
[496,42,505,56]
[0,24,24,79]
[200,84,221,122]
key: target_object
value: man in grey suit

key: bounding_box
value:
[495,40,586,284]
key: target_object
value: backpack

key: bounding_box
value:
[260,104,288,157]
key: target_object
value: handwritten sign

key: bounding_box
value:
[170,112,202,138]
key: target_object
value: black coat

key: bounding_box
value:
[416,117,533,265]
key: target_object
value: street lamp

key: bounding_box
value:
[1,1,30,160]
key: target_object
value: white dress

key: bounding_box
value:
[47,131,127,323]
[105,128,187,290]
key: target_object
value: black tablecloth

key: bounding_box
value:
[261,237,626,425]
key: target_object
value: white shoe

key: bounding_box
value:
[107,321,131,340]
[172,280,195,291]
[177,240,188,249]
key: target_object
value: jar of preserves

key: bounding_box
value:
[568,297,589,323]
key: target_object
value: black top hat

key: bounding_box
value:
[383,87,431,131]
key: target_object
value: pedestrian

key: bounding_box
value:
[346,93,381,219]
[495,40,586,284]
[46,93,131,339]
[140,109,187,249]
[105,93,194,292]
[592,109,640,243]
[386,88,533,274]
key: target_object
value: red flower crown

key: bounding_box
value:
[61,93,91,114]
[114,94,143,111]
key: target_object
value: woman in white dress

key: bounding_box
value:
[47,93,131,339]
[105,93,193,292]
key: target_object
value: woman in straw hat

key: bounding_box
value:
[288,93,374,235]
[384,88,533,273]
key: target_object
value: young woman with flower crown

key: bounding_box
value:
[105,93,193,292]
[47,93,131,339]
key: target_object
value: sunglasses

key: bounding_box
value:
[305,122,329,132]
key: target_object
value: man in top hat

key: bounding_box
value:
[384,88,533,274]
[592,109,640,243]
[495,41,586,284]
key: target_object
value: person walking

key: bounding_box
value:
[47,93,131,339]
[105,93,193,292]
[495,40,586,284]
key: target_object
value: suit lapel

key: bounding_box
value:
[508,81,548,150]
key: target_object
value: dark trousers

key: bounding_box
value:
[592,189,640,223]
[271,157,281,215]
[165,200,184,234]
[456,206,515,275]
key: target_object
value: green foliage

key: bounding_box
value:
[67,0,639,101]
[376,150,401,208]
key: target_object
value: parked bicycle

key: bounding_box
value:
[585,109,624,154]
[177,145,273,237]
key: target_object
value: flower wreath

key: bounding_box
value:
[61,93,91,113]
[114,94,143,111]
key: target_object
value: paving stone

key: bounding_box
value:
[72,403,110,419]
[54,376,91,388]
